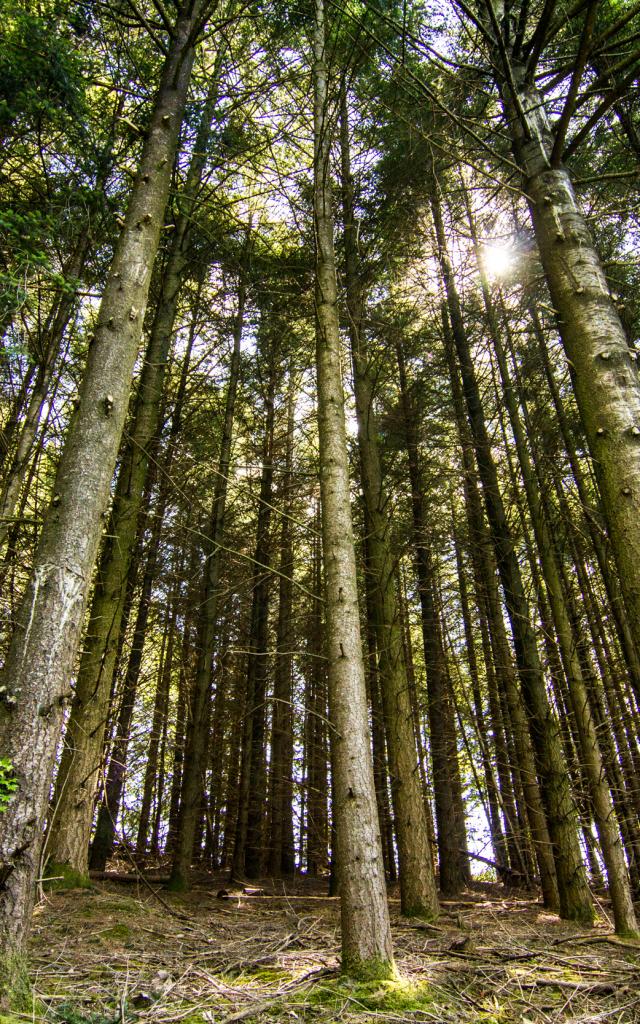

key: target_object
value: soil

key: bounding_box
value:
[21,873,640,1024]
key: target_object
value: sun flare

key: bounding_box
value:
[481,242,514,278]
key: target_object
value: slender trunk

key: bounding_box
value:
[233,337,275,880]
[89,306,198,871]
[395,337,469,895]
[528,306,640,700]
[0,2,206,964]
[452,334,553,897]
[363,552,397,883]
[0,240,89,548]
[474,228,638,934]
[136,596,178,853]
[268,379,296,876]
[305,519,330,877]
[453,522,508,878]
[166,622,192,853]
[313,0,393,975]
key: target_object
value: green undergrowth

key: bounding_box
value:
[297,975,437,1015]
[92,895,141,914]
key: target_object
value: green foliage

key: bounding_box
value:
[0,208,75,324]
[0,759,17,813]
[0,4,86,137]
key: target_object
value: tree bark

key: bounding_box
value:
[232,331,276,881]
[268,376,296,876]
[503,67,640,682]
[395,337,469,895]
[89,298,199,871]
[473,221,638,933]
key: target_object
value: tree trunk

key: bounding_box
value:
[136,595,178,854]
[395,337,469,895]
[528,305,640,702]
[305,516,330,878]
[452,522,508,879]
[504,68,640,682]
[232,333,276,881]
[451,326,554,899]
[0,2,206,969]
[313,0,394,975]
[268,376,296,876]
[47,73,223,877]
[89,300,199,871]
[0,237,90,548]
[473,222,638,934]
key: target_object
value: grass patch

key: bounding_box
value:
[93,897,141,915]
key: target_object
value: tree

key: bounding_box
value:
[312,0,394,977]
[0,0,212,984]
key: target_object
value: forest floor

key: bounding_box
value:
[16,870,640,1024]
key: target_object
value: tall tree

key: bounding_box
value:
[312,0,394,976]
[0,1,212,980]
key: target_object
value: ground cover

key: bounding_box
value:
[13,875,640,1024]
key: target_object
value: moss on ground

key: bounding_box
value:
[98,924,131,943]
[301,975,436,1014]
[231,966,292,984]
[43,863,92,892]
